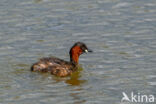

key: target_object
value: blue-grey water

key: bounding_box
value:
[0,0,156,104]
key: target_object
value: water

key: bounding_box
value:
[0,0,156,104]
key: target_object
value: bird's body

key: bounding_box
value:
[31,57,76,77]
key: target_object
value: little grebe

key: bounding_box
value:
[31,42,92,77]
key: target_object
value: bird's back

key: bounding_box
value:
[31,57,76,77]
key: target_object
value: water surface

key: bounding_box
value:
[0,0,156,104]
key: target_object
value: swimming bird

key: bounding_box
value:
[31,42,92,77]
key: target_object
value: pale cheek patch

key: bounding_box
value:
[85,49,88,53]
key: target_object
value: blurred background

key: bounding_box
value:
[0,0,156,104]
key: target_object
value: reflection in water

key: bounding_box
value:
[67,66,86,104]
[27,65,87,86]
[42,66,87,103]
[51,66,86,86]
[65,66,86,86]
[49,66,87,104]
